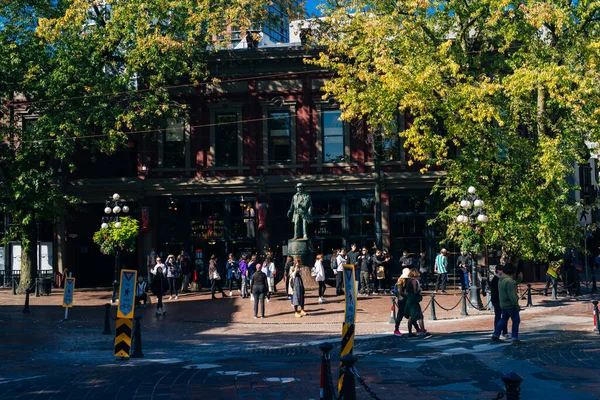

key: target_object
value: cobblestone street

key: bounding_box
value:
[1,284,599,399]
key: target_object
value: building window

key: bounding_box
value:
[349,197,375,236]
[163,119,186,168]
[269,112,291,164]
[215,113,238,167]
[322,110,345,163]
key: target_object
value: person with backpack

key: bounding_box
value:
[393,268,410,336]
[151,266,169,316]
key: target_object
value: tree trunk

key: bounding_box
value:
[16,221,38,294]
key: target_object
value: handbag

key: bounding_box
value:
[213,270,221,280]
[376,265,385,279]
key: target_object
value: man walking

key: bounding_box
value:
[456,250,471,291]
[335,248,347,296]
[434,248,448,294]
[347,243,360,293]
[490,265,508,338]
[491,263,522,343]
[358,247,372,296]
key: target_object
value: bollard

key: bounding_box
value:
[593,301,600,334]
[35,278,40,297]
[131,315,144,358]
[429,294,437,321]
[460,290,468,316]
[102,303,112,335]
[319,342,334,400]
[551,283,557,300]
[338,354,358,400]
[389,297,396,324]
[23,287,31,313]
[485,287,493,311]
[526,284,533,307]
[12,278,16,295]
[501,371,523,400]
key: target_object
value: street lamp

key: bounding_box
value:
[457,186,488,310]
[101,193,129,303]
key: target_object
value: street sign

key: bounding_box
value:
[339,264,357,392]
[114,318,133,358]
[62,277,75,308]
[117,269,137,319]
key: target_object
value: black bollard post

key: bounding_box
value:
[131,315,144,358]
[35,277,40,297]
[338,354,358,400]
[389,297,396,324]
[593,301,600,334]
[102,303,112,335]
[23,287,31,313]
[526,284,533,307]
[460,290,468,316]
[429,294,437,321]
[319,342,334,400]
[501,371,523,400]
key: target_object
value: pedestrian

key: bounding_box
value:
[491,263,523,343]
[393,268,410,336]
[284,256,294,298]
[180,252,193,293]
[147,248,157,283]
[264,255,276,300]
[314,254,327,303]
[419,251,429,290]
[347,243,360,293]
[358,247,372,296]
[434,248,448,294]
[544,260,561,296]
[456,250,471,291]
[373,249,386,294]
[490,264,509,339]
[248,254,257,281]
[291,265,307,317]
[151,266,168,316]
[209,254,225,299]
[251,264,268,318]
[151,256,165,275]
[239,254,249,298]
[405,269,428,337]
[335,248,347,296]
[135,275,148,308]
[165,254,180,300]
[383,250,393,294]
[226,253,241,297]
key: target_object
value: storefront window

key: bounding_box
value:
[349,198,374,215]
[390,195,428,214]
[349,216,375,236]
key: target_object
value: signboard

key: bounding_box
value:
[62,277,75,308]
[117,269,137,319]
[339,264,357,392]
[114,318,133,358]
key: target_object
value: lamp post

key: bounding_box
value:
[101,193,129,303]
[457,186,488,310]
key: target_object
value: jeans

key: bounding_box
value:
[420,271,429,290]
[377,278,386,292]
[135,293,147,305]
[492,301,507,335]
[493,307,520,339]
[435,273,448,292]
[394,299,406,330]
[318,281,326,297]
[168,277,178,297]
[181,273,192,292]
[360,271,371,294]
[544,275,557,295]
[228,277,241,292]
[460,272,470,290]
[210,278,223,296]
[241,276,249,297]
[253,290,265,317]
[336,271,344,295]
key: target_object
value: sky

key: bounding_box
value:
[305,0,322,15]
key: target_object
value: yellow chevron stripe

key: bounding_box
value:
[114,349,130,358]
[115,319,133,329]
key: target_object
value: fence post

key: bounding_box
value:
[102,303,112,335]
[501,371,523,400]
[429,294,437,321]
[526,284,533,307]
[460,290,468,316]
[131,315,144,358]
[389,297,396,324]
[319,342,334,400]
[593,301,600,335]
[338,354,357,400]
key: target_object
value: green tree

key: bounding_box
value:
[311,0,600,262]
[1,0,302,293]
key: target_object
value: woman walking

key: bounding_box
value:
[393,268,410,336]
[264,255,276,301]
[251,264,268,318]
[151,266,169,316]
[165,254,180,300]
[314,254,327,303]
[209,254,225,299]
[284,256,294,298]
[405,269,428,337]
[291,265,307,317]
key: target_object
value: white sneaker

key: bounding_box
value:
[251,294,254,301]
[503,334,511,340]
[318,298,323,304]
[168,296,172,300]
[229,291,233,296]
[267,298,271,302]
[175,296,179,299]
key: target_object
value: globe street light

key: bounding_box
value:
[101,193,129,303]
[457,186,488,310]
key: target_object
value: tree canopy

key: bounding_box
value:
[312,0,600,261]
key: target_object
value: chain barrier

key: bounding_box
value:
[351,366,382,400]
[494,389,506,399]
[421,296,432,313]
[465,295,486,311]
[433,295,463,312]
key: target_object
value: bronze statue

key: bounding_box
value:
[287,183,312,239]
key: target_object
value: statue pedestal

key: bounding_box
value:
[287,239,318,290]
